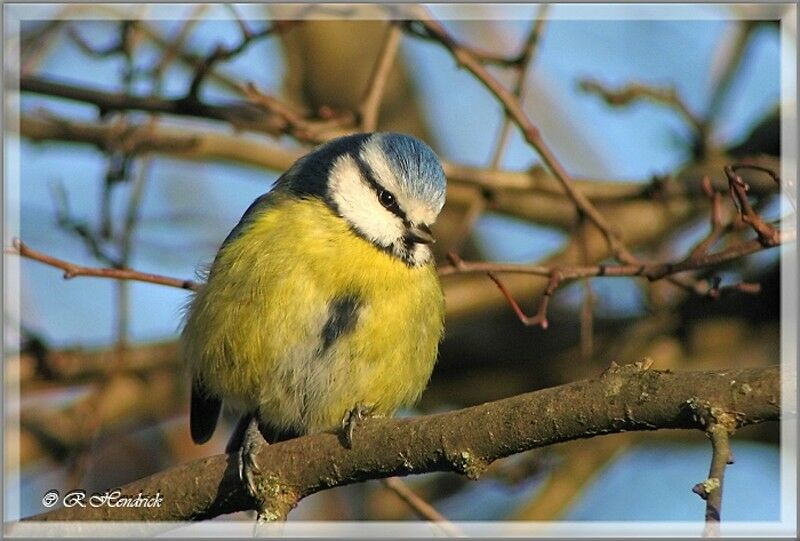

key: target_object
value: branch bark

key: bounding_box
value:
[16,114,781,212]
[25,363,779,522]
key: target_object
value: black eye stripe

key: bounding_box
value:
[353,154,406,220]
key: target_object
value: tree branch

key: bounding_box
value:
[20,75,283,135]
[17,112,782,241]
[403,15,637,263]
[25,364,779,521]
[441,218,791,288]
[489,6,549,169]
[579,79,704,135]
[359,22,403,131]
[381,477,460,536]
[6,238,199,291]
[687,398,742,537]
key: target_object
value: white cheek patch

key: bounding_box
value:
[328,156,404,247]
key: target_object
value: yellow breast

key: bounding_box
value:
[182,195,445,434]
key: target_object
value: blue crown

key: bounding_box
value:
[374,133,447,209]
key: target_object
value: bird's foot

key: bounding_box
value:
[237,417,271,522]
[340,402,381,449]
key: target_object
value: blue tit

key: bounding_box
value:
[181,132,447,459]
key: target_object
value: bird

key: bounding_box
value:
[180,132,447,505]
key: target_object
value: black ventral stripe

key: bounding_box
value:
[320,294,362,353]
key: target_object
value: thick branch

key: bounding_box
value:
[17,114,781,207]
[26,364,779,521]
[15,340,179,388]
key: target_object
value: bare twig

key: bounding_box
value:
[705,22,758,128]
[692,417,736,537]
[441,225,787,323]
[186,20,297,101]
[442,161,789,322]
[381,478,461,537]
[447,252,558,329]
[440,229,790,285]
[66,22,129,58]
[731,162,794,210]
[404,14,637,264]
[402,21,520,67]
[242,83,356,143]
[49,181,121,268]
[687,176,727,260]
[7,238,199,291]
[489,5,549,169]
[359,22,403,131]
[579,79,704,135]
[724,165,781,244]
[150,6,209,77]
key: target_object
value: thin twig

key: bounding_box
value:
[113,155,153,348]
[186,20,295,101]
[242,83,356,143]
[49,181,121,268]
[151,6,209,77]
[579,79,704,135]
[693,423,733,537]
[381,478,462,537]
[7,238,199,291]
[705,22,758,128]
[442,202,787,325]
[21,75,282,134]
[489,5,549,169]
[731,162,794,210]
[439,226,791,282]
[66,22,129,58]
[402,21,519,67]
[359,22,403,131]
[404,14,637,264]
[724,165,781,244]
[687,176,727,260]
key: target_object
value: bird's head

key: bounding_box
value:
[282,132,447,267]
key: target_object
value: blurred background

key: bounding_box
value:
[4,2,794,527]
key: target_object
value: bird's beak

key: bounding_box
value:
[407,223,436,245]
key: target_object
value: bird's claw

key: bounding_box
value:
[340,402,379,448]
[238,418,269,509]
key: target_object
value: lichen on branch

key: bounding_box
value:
[25,363,779,522]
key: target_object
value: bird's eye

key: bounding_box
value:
[377,189,397,211]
